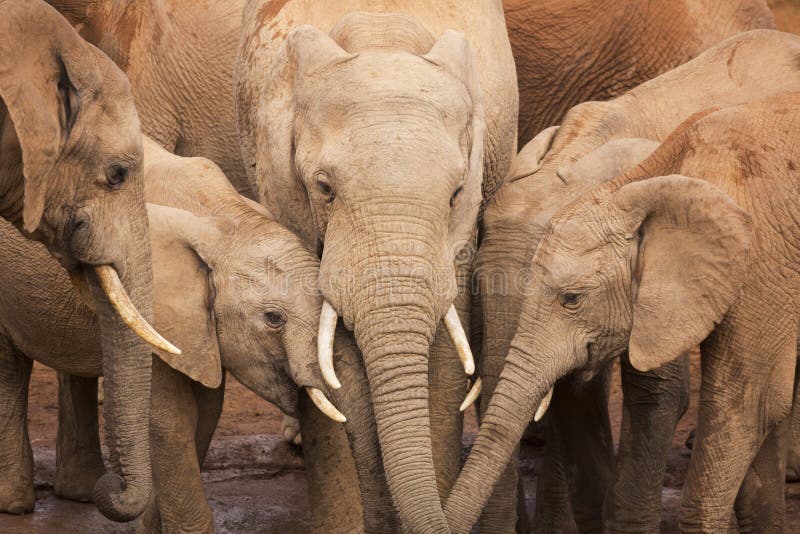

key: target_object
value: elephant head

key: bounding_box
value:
[251,13,484,530]
[446,172,753,531]
[0,1,178,520]
[145,201,341,422]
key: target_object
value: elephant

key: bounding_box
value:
[475,4,779,531]
[448,90,800,532]
[502,0,775,147]
[0,135,339,532]
[235,3,518,531]
[45,0,254,199]
[461,29,800,533]
[0,0,179,521]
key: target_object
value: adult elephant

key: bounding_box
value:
[503,0,775,146]
[45,0,254,198]
[446,30,800,533]
[450,90,800,532]
[478,1,775,530]
[235,2,518,531]
[0,0,177,521]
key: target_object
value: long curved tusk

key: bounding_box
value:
[94,265,181,355]
[444,304,475,376]
[306,387,346,423]
[317,300,341,390]
[534,387,554,422]
[459,377,482,412]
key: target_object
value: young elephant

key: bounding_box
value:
[0,137,338,531]
[472,28,800,532]
[449,92,800,532]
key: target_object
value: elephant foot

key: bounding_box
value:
[282,414,302,446]
[0,481,34,515]
[54,452,104,502]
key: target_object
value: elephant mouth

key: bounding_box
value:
[66,262,181,356]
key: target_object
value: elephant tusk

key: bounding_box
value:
[534,387,554,422]
[306,387,346,423]
[459,377,482,412]
[317,300,342,390]
[444,304,475,376]
[94,265,181,355]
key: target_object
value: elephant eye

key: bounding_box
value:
[316,176,335,203]
[265,311,286,329]
[450,185,463,208]
[106,164,129,190]
[560,291,582,309]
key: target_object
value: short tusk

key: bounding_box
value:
[306,387,346,423]
[534,387,554,422]
[459,376,482,412]
[317,300,341,390]
[444,304,475,376]
[94,265,181,355]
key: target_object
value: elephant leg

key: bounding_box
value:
[429,237,475,499]
[680,315,796,532]
[786,345,800,482]
[734,410,791,533]
[300,389,363,533]
[192,371,225,467]
[604,353,690,533]
[54,373,104,502]
[145,357,214,534]
[0,336,34,514]
[534,366,614,534]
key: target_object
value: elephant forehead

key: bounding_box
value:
[299,53,472,120]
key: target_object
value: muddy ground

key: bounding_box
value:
[4,2,800,532]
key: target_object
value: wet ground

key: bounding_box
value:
[3,353,800,533]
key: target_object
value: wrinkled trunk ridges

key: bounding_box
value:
[355,299,447,533]
[90,234,154,521]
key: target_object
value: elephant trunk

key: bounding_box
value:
[444,325,576,533]
[474,239,533,530]
[87,228,154,521]
[351,282,448,533]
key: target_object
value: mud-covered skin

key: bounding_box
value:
[46,0,253,198]
[236,3,517,531]
[470,29,800,533]
[0,138,326,532]
[503,0,775,147]
[450,90,800,533]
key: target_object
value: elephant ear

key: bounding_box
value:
[613,175,752,372]
[422,30,486,246]
[508,126,560,183]
[555,138,659,186]
[0,2,81,232]
[254,25,356,245]
[147,204,226,388]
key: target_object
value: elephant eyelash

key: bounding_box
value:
[559,290,583,309]
[450,185,463,207]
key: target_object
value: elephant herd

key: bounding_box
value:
[0,0,799,533]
